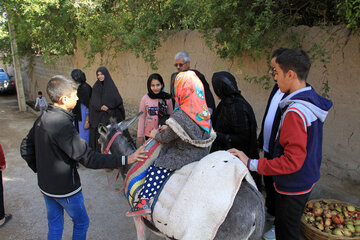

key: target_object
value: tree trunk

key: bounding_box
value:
[8,15,27,112]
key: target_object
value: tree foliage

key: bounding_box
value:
[0,0,359,67]
[0,0,77,63]
[337,0,360,30]
[74,0,199,68]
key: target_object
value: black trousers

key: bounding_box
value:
[90,127,101,152]
[264,151,276,216]
[274,191,310,240]
[0,171,4,219]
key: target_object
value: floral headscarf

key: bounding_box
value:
[174,70,211,132]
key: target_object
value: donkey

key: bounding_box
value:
[98,113,265,240]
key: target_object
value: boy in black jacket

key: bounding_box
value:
[21,75,147,240]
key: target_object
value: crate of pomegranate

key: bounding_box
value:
[301,199,360,240]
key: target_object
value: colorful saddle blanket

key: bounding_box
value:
[123,139,163,208]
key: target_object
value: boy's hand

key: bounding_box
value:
[127,145,148,164]
[149,129,158,139]
[228,148,248,166]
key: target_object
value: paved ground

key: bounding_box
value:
[0,93,292,240]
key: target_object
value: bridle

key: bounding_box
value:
[103,131,122,154]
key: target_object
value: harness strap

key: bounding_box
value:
[136,216,146,240]
[104,131,122,154]
[103,169,122,193]
[103,130,123,193]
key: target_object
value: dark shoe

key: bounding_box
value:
[126,198,151,217]
[0,214,12,228]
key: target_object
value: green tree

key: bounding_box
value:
[74,0,197,68]
[0,0,77,63]
[337,0,360,30]
[0,0,359,68]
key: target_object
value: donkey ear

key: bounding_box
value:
[98,123,109,136]
[117,111,144,131]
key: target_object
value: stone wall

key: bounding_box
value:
[16,27,360,204]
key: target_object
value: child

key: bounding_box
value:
[20,75,147,240]
[137,73,173,145]
[0,143,11,228]
[229,49,333,240]
[34,91,48,115]
[127,70,216,217]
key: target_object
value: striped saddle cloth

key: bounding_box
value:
[123,139,163,208]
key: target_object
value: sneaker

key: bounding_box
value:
[265,211,275,222]
[0,214,12,228]
[263,225,275,240]
[126,198,151,217]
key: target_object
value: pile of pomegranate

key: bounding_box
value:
[302,200,360,237]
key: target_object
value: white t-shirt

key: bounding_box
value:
[263,89,284,152]
[35,96,48,108]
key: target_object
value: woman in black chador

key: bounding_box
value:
[89,66,126,152]
[210,71,262,190]
[71,69,92,144]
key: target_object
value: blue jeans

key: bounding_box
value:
[43,191,90,240]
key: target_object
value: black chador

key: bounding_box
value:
[89,66,126,152]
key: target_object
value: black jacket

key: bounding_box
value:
[210,72,259,159]
[211,98,259,158]
[20,105,127,198]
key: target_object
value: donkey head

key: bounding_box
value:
[98,112,143,176]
